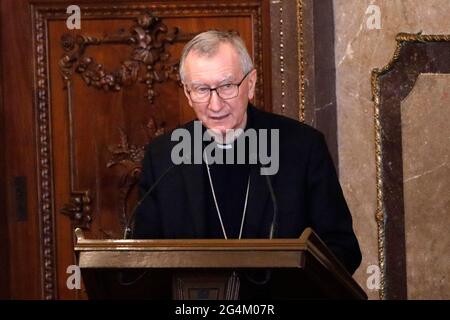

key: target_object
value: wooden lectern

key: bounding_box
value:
[74,228,367,299]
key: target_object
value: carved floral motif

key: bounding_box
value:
[59,12,180,103]
[107,119,164,227]
[60,191,92,229]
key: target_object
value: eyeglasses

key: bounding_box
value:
[185,70,253,103]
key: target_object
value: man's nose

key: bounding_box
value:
[207,90,223,112]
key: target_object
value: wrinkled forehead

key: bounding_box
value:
[183,43,243,82]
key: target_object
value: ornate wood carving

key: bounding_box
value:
[33,8,57,300]
[107,120,164,228]
[60,191,92,229]
[33,1,266,300]
[58,14,178,234]
[60,12,180,104]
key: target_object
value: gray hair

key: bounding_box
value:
[179,30,254,83]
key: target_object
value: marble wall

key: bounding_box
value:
[401,74,450,299]
[334,0,450,299]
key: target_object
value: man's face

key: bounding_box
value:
[182,42,257,135]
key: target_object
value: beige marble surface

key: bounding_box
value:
[334,0,450,299]
[401,74,450,299]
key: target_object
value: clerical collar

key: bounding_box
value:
[216,143,233,150]
[202,109,253,149]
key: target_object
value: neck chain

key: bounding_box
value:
[203,149,250,239]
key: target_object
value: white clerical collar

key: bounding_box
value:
[207,128,245,145]
[216,143,233,150]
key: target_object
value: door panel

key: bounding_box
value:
[28,0,270,299]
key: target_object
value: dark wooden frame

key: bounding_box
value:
[0,3,10,299]
[372,32,450,299]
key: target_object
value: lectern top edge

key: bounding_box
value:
[73,227,313,251]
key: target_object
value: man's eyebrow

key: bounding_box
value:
[189,75,235,87]
[218,75,235,84]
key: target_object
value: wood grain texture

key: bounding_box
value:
[0,1,10,299]
[2,0,43,299]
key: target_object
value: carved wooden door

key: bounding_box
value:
[2,0,271,299]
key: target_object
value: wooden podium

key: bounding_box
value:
[74,228,367,299]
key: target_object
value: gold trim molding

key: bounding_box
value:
[373,33,450,80]
[296,0,305,122]
[371,32,450,300]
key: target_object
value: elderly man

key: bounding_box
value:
[133,30,361,276]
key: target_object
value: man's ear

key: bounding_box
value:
[183,85,194,107]
[247,69,257,100]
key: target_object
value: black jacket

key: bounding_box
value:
[134,105,362,274]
